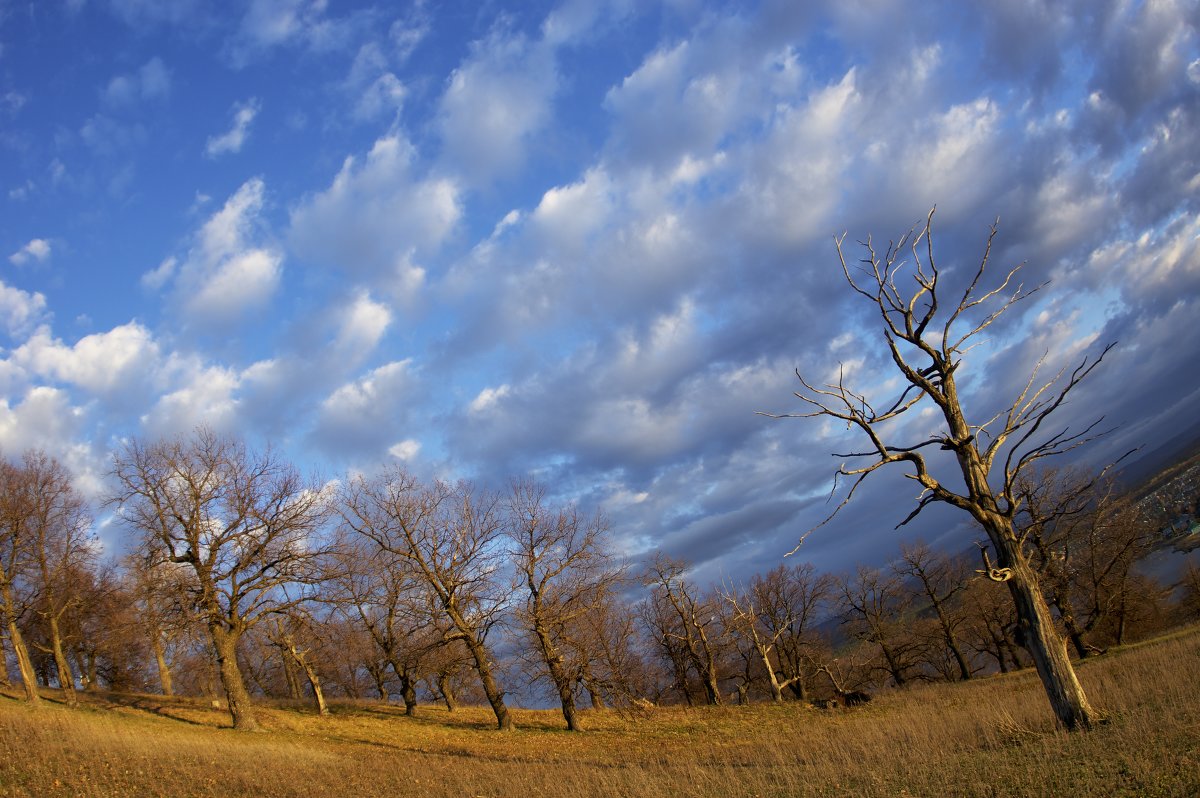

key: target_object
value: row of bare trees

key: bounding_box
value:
[0,432,1188,733]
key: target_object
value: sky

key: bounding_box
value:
[1,0,1198,585]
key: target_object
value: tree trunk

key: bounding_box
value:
[931,604,972,681]
[995,533,1097,730]
[47,614,77,707]
[2,583,39,705]
[585,680,607,710]
[210,625,259,731]
[151,632,174,696]
[533,622,580,731]
[292,647,328,717]
[6,616,39,705]
[459,632,513,731]
[437,671,457,712]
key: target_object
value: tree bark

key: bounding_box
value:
[1,582,39,705]
[993,531,1097,730]
[151,632,174,696]
[290,645,328,717]
[454,624,512,730]
[210,625,259,731]
[46,614,77,707]
[436,671,457,712]
[6,615,39,704]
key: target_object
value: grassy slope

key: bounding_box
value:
[2,627,1199,798]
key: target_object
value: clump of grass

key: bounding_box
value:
[2,626,1198,797]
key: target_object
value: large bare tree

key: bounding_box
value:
[773,211,1111,729]
[110,428,332,731]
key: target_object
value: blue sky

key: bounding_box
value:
[2,0,1198,583]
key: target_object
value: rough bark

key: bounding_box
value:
[4,605,39,704]
[210,625,259,731]
[46,615,77,706]
[151,631,174,696]
[436,671,458,711]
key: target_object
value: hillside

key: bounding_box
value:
[2,626,1198,798]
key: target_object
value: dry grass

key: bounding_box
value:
[3,627,1199,797]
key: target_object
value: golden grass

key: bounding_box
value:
[3,627,1199,797]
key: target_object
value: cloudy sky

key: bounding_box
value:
[2,0,1198,583]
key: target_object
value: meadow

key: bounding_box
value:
[1,626,1198,798]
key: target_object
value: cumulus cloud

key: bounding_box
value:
[205,98,260,158]
[12,322,160,397]
[0,280,48,339]
[309,360,416,458]
[8,238,51,265]
[436,25,559,186]
[147,178,283,327]
[289,133,460,277]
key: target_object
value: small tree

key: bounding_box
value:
[339,469,515,731]
[643,554,726,706]
[506,480,626,730]
[772,211,1111,729]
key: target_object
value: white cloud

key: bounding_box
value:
[388,439,421,461]
[103,57,171,106]
[436,27,558,185]
[469,384,511,414]
[8,238,51,265]
[0,280,48,338]
[160,178,283,325]
[140,363,241,438]
[333,290,392,354]
[0,387,85,462]
[183,248,282,322]
[310,360,415,456]
[289,133,460,276]
[205,98,260,158]
[13,322,159,396]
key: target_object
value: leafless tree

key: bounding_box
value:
[326,531,438,716]
[721,563,834,702]
[339,468,514,731]
[643,553,726,706]
[894,542,975,681]
[14,452,94,707]
[1016,468,1156,656]
[109,428,332,731]
[0,455,45,704]
[770,211,1111,729]
[506,480,627,730]
[837,565,927,687]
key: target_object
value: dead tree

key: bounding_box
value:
[769,210,1111,730]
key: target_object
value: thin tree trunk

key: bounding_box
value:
[290,645,328,717]
[437,671,457,712]
[47,614,77,707]
[458,631,512,730]
[151,632,174,696]
[2,584,39,705]
[210,624,259,731]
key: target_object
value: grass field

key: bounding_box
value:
[2,626,1198,797]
